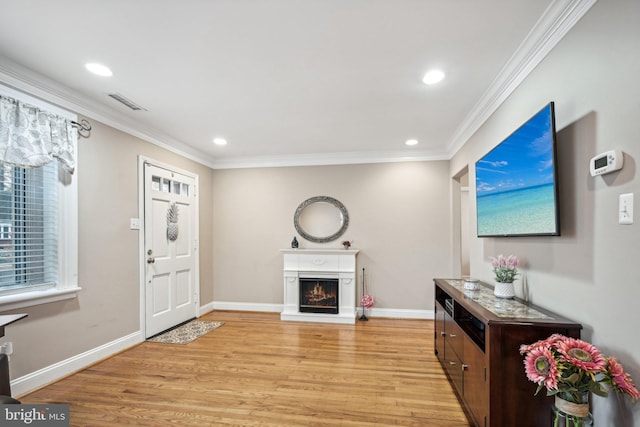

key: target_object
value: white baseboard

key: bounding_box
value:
[212,301,283,312]
[359,307,434,319]
[199,300,215,315]
[212,300,434,320]
[12,331,143,397]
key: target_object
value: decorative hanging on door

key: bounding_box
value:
[167,203,179,241]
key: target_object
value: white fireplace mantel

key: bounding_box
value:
[280,249,359,324]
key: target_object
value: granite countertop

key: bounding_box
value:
[444,279,551,320]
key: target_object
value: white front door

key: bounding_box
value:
[144,161,199,338]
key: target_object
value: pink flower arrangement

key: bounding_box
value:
[361,294,374,308]
[490,254,519,283]
[520,333,640,404]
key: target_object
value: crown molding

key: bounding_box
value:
[210,149,450,169]
[446,0,598,158]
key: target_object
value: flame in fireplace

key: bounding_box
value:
[301,281,337,306]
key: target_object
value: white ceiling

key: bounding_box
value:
[0,1,590,168]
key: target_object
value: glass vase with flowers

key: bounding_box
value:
[520,334,639,426]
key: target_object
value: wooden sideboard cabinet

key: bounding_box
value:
[433,279,582,427]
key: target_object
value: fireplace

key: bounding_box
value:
[281,248,359,324]
[299,278,339,314]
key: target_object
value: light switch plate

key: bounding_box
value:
[619,193,633,225]
[130,218,141,230]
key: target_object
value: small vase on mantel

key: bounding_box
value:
[493,281,515,298]
[551,392,593,427]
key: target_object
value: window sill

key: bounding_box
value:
[0,287,82,312]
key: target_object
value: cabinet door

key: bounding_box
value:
[463,335,488,427]
[435,302,446,363]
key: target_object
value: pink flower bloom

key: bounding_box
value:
[607,358,640,400]
[519,334,567,355]
[543,333,569,348]
[556,337,607,374]
[361,294,374,308]
[519,343,532,355]
[490,254,519,283]
[519,340,546,355]
[523,345,559,390]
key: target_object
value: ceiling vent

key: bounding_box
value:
[108,93,147,111]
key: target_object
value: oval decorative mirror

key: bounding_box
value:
[294,196,349,243]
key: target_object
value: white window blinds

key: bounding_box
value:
[0,160,58,293]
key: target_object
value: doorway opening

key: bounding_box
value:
[453,167,470,278]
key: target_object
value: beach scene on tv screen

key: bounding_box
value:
[476,106,557,236]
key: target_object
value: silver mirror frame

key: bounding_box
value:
[293,196,349,243]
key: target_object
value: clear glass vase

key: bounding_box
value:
[552,393,593,427]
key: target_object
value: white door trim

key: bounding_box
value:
[137,156,200,338]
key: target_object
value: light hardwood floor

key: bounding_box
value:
[21,311,472,427]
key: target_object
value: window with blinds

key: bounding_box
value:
[0,161,58,294]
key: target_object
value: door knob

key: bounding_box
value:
[147,256,155,264]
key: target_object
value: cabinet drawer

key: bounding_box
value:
[444,341,463,395]
[444,313,464,359]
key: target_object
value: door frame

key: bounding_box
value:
[137,156,200,338]
[451,166,469,278]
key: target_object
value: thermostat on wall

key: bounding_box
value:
[590,150,623,176]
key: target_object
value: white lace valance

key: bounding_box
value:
[0,94,76,174]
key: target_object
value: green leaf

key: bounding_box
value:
[565,373,580,384]
[591,382,609,397]
[557,384,572,392]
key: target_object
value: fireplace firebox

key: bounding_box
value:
[299,278,339,314]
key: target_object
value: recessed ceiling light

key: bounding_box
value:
[213,138,227,146]
[85,63,113,77]
[422,69,445,85]
[405,139,419,146]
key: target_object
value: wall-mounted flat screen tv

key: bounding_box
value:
[475,102,560,237]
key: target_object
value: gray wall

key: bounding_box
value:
[212,161,452,311]
[451,0,640,424]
